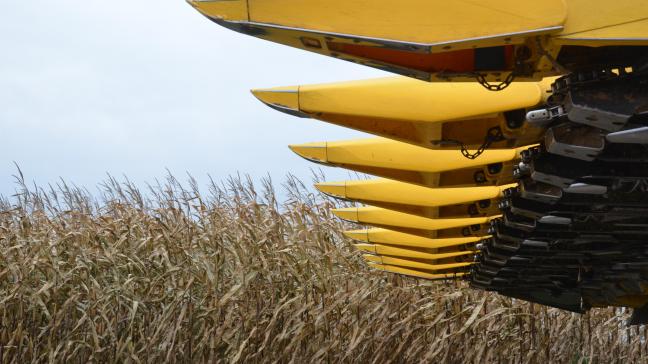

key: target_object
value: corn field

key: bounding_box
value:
[0,172,646,363]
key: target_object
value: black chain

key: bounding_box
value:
[441,127,505,160]
[474,38,553,91]
[475,71,516,91]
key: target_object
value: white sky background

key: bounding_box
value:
[0,0,387,199]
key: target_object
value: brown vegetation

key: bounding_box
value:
[0,173,645,363]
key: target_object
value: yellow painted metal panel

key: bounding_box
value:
[192,0,566,45]
[188,1,568,81]
[190,0,648,84]
[190,0,648,46]
[558,0,648,44]
[189,0,248,21]
[563,21,648,45]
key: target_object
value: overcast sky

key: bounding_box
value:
[1,0,387,199]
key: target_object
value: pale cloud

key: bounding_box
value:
[0,0,387,197]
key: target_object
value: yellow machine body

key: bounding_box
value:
[189,0,648,82]
[189,0,648,322]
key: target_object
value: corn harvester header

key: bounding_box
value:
[188,0,648,324]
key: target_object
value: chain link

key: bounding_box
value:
[475,72,516,91]
[441,127,505,160]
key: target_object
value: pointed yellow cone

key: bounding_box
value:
[314,181,346,199]
[250,87,307,118]
[290,138,528,187]
[344,228,485,249]
[354,244,475,260]
[187,0,248,21]
[288,142,328,163]
[291,138,522,171]
[330,207,359,223]
[258,78,549,125]
[368,263,467,281]
[253,77,555,149]
[316,179,514,208]
[332,206,497,231]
